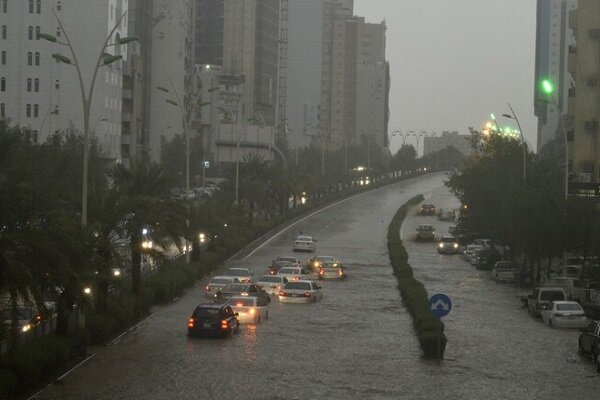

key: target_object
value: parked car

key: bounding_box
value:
[462,244,483,262]
[540,301,588,328]
[268,256,301,275]
[204,276,240,298]
[187,303,240,338]
[527,287,567,317]
[437,235,460,254]
[578,320,600,372]
[491,261,517,283]
[255,275,289,295]
[228,296,269,324]
[225,267,254,283]
[215,283,271,304]
[416,224,435,241]
[293,235,317,252]
[473,247,500,270]
[543,277,586,303]
[419,203,436,215]
[1,305,43,334]
[278,280,323,304]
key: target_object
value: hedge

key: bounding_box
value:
[387,194,448,359]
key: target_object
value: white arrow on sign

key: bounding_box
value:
[430,299,450,311]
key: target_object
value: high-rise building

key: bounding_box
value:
[423,131,472,157]
[534,0,578,151]
[0,0,128,161]
[568,0,600,191]
[147,0,195,162]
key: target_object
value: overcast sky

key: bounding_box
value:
[354,0,538,154]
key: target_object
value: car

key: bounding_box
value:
[276,266,311,282]
[1,305,43,334]
[540,301,588,328]
[437,208,455,221]
[228,296,269,324]
[419,203,436,215]
[187,303,240,338]
[293,235,317,252]
[543,277,587,303]
[268,256,302,275]
[473,247,501,270]
[255,275,289,295]
[491,261,517,283]
[214,283,271,304]
[437,235,460,254]
[527,287,567,317]
[278,280,323,304]
[462,244,483,262]
[309,255,337,271]
[578,320,600,372]
[224,267,254,283]
[204,276,240,298]
[318,260,345,279]
[415,224,435,241]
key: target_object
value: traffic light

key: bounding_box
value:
[541,79,554,95]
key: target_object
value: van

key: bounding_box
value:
[491,261,517,283]
[527,287,567,317]
[543,277,586,303]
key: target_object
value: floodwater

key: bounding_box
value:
[34,173,599,400]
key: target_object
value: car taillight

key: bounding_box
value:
[205,286,210,291]
[249,308,256,315]
[319,269,324,275]
[338,269,343,276]
[270,270,275,275]
[304,292,311,297]
[220,320,228,329]
[188,318,195,328]
[279,290,286,296]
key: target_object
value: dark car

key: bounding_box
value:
[187,303,240,338]
[473,247,501,270]
[578,320,600,372]
[419,203,436,216]
[215,283,271,304]
[268,256,300,275]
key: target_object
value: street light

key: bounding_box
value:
[39,11,137,228]
[501,103,527,182]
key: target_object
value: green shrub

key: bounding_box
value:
[67,326,90,358]
[85,312,117,345]
[0,367,17,398]
[10,335,70,390]
[419,331,447,359]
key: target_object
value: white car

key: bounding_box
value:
[309,255,337,270]
[204,276,240,298]
[225,267,254,283]
[228,296,269,324]
[276,266,310,282]
[462,244,483,262]
[255,275,289,295]
[278,280,323,304]
[293,235,317,252]
[540,301,587,328]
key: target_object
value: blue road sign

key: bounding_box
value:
[429,293,452,318]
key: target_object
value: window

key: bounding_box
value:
[35,52,39,66]
[1,25,6,39]
[0,77,5,91]
[35,26,40,40]
[56,27,60,37]
[57,1,61,11]
[28,26,33,40]
[29,0,34,14]
[27,78,32,92]
[55,79,59,89]
[0,103,4,117]
[26,104,32,117]
[1,51,5,65]
[34,104,38,117]
[36,0,40,14]
[32,131,38,143]
[2,0,6,13]
[34,78,39,92]
[28,52,33,65]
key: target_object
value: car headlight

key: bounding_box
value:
[453,243,459,248]
[438,243,444,248]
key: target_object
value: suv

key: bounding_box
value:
[437,235,460,254]
[416,224,435,241]
[527,287,567,317]
[187,303,240,338]
[419,204,436,216]
[578,320,600,373]
[543,277,586,303]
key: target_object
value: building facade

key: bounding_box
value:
[534,0,578,152]
[423,131,472,157]
[0,0,128,161]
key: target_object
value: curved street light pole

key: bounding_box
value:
[504,103,526,182]
[40,11,134,227]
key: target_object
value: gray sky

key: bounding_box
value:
[354,0,538,155]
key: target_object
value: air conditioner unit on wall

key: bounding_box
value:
[580,173,592,183]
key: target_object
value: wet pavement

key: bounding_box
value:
[33,173,599,400]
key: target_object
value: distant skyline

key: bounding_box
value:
[354,0,537,155]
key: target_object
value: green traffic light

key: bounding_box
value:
[541,79,555,95]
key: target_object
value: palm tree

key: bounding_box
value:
[109,162,185,294]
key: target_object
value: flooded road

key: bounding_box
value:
[35,173,599,400]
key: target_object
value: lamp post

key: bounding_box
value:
[502,103,527,182]
[39,11,136,227]
[391,129,410,146]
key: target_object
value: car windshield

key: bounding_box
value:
[540,291,565,301]
[317,256,335,262]
[556,303,581,311]
[442,237,455,242]
[193,307,221,318]
[418,226,433,231]
[227,269,250,276]
[227,284,249,292]
[279,257,297,263]
[279,268,299,274]
[210,278,231,285]
[296,236,312,241]
[258,276,281,283]
[285,282,311,290]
